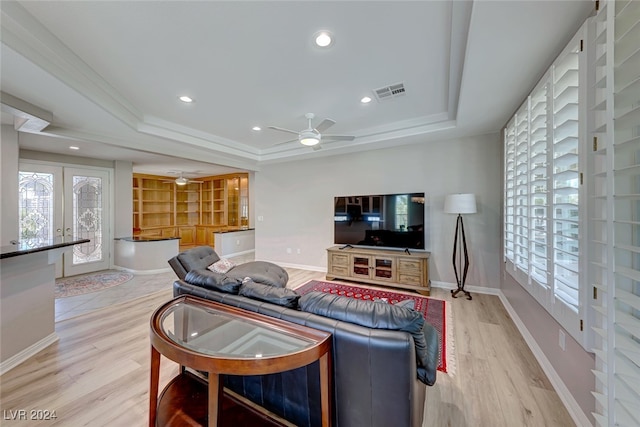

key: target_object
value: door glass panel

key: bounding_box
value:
[72,175,103,264]
[18,172,54,247]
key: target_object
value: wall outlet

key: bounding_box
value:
[559,329,566,351]
[296,248,301,254]
[286,248,292,254]
[236,239,240,245]
[258,215,264,222]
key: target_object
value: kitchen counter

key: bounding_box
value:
[1,237,89,374]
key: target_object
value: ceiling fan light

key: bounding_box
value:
[300,137,319,146]
[175,177,188,185]
[299,130,320,146]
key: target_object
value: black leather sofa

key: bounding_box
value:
[168,246,439,427]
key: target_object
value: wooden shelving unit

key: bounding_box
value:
[133,172,249,249]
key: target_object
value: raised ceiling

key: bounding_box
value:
[1,1,593,176]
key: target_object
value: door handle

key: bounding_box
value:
[57,228,62,233]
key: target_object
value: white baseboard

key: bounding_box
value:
[431,280,502,295]
[225,249,256,258]
[0,333,58,376]
[274,261,327,272]
[112,266,172,275]
[497,293,591,427]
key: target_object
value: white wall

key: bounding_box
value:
[113,160,133,237]
[1,126,19,245]
[254,133,503,288]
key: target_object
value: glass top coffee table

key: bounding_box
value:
[148,295,332,427]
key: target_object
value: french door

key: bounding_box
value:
[18,163,111,277]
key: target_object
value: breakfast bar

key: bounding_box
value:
[0,237,89,374]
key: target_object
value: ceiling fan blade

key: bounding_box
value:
[272,138,299,147]
[323,135,355,141]
[267,126,300,135]
[314,118,336,133]
[312,144,323,151]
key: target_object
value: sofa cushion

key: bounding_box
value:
[226,261,289,288]
[208,258,236,274]
[239,279,300,308]
[177,246,220,272]
[299,291,437,385]
[184,269,242,294]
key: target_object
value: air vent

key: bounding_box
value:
[374,82,406,101]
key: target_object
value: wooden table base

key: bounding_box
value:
[155,372,294,427]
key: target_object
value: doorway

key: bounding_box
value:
[18,162,111,278]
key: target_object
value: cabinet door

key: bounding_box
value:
[179,226,196,245]
[372,256,394,281]
[397,257,424,286]
[352,256,371,279]
[329,252,350,276]
[161,227,176,238]
[195,226,207,245]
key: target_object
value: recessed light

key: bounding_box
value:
[69,146,79,150]
[252,126,261,131]
[178,95,194,103]
[314,31,333,48]
[361,96,372,104]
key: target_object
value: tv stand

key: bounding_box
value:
[326,246,430,295]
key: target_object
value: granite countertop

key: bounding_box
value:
[0,237,91,259]
[214,228,254,234]
[115,236,180,242]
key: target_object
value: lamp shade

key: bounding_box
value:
[444,193,477,214]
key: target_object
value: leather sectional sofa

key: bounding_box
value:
[168,246,439,427]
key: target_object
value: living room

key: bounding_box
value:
[2,1,637,426]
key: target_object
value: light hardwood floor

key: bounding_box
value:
[0,264,575,426]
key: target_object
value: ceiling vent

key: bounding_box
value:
[373,83,406,101]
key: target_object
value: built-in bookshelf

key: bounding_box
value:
[133,172,249,248]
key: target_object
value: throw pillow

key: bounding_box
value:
[299,292,437,384]
[207,258,236,274]
[239,279,301,308]
[184,269,242,294]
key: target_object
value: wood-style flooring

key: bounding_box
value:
[0,265,575,426]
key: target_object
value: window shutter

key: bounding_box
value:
[590,0,640,425]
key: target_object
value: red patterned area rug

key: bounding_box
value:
[295,280,452,374]
[55,270,134,299]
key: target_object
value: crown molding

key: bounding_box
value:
[1,2,143,129]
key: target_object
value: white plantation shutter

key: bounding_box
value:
[515,101,530,274]
[505,120,516,262]
[590,0,640,425]
[551,37,582,328]
[611,0,640,423]
[503,26,586,343]
[530,82,550,287]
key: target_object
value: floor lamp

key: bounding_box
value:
[444,194,477,300]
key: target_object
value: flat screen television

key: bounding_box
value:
[334,192,426,251]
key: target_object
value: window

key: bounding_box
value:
[504,28,585,344]
[395,195,408,230]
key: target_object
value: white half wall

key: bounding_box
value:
[254,133,503,289]
[1,125,19,245]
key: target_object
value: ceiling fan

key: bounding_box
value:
[269,113,355,149]
[161,171,204,186]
